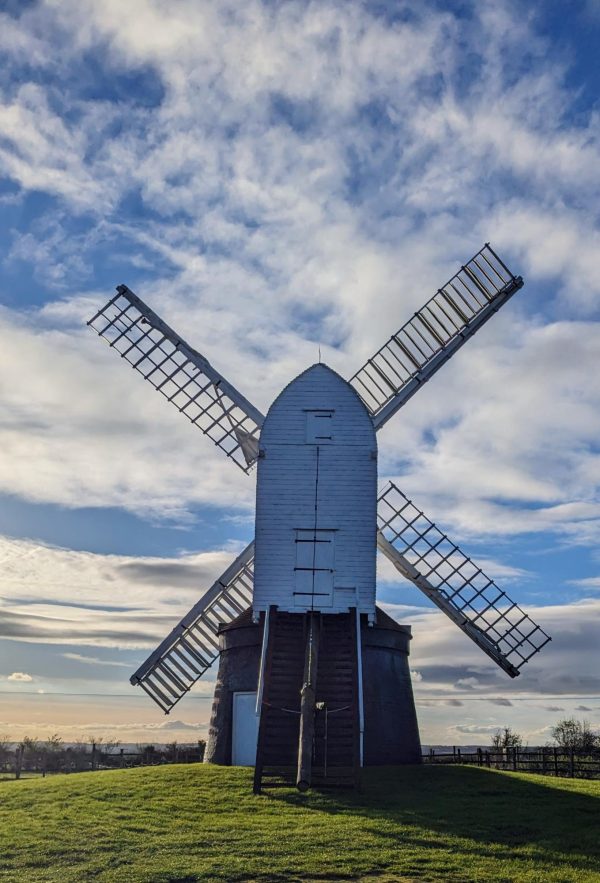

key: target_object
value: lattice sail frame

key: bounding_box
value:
[131,542,255,713]
[88,286,264,472]
[350,244,523,429]
[377,483,551,677]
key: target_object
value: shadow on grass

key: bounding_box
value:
[266,765,600,876]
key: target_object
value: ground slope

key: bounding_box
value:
[0,765,598,882]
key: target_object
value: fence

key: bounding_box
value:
[0,742,205,780]
[423,746,600,779]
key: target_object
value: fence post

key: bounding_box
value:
[120,748,125,769]
[457,747,461,764]
[15,746,22,780]
[477,747,482,767]
[42,750,47,778]
[485,750,490,768]
[542,747,547,774]
[553,747,559,776]
[512,747,517,771]
[569,748,575,778]
[91,742,96,772]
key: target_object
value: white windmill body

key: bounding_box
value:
[88,243,552,792]
[254,364,377,619]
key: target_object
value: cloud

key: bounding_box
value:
[568,577,600,591]
[0,0,597,556]
[394,598,600,699]
[62,653,130,668]
[452,724,502,736]
[58,719,203,733]
[0,533,245,651]
[417,698,463,708]
[7,672,33,682]
[489,698,513,707]
[575,705,593,712]
[456,677,481,690]
[0,84,116,211]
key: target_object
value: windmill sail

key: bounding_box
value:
[88,286,265,472]
[131,542,255,713]
[377,484,550,677]
[350,244,523,430]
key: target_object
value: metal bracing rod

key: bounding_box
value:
[376,532,521,678]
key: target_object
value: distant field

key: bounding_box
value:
[0,764,598,882]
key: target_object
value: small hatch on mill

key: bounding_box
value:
[88,243,551,792]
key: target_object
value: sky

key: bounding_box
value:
[0,0,599,748]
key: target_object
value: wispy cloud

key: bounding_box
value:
[62,653,130,668]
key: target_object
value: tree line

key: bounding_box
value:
[0,734,206,777]
[491,718,599,753]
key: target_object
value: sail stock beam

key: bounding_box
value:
[349,244,523,431]
[130,542,255,713]
[87,285,264,472]
[377,484,551,678]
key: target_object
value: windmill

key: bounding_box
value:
[88,243,551,792]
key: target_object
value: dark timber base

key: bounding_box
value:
[204,606,421,785]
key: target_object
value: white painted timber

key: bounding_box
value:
[253,363,377,617]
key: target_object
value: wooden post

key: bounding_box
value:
[253,607,277,795]
[512,747,517,771]
[457,747,461,763]
[485,750,490,768]
[15,746,22,780]
[569,747,575,778]
[91,742,97,772]
[120,748,125,769]
[296,612,320,792]
[553,747,559,777]
[477,747,482,767]
[542,747,547,774]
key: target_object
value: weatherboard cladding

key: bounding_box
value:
[253,364,377,616]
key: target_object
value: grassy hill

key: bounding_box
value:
[0,764,598,882]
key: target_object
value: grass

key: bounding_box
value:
[0,764,598,882]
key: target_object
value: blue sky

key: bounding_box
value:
[0,0,599,745]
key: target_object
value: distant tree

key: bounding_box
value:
[101,738,120,755]
[20,737,42,771]
[491,727,523,751]
[0,735,11,768]
[136,744,158,764]
[551,718,599,753]
[44,733,64,753]
[164,741,178,762]
[43,733,65,772]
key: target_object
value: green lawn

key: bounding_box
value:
[0,764,598,882]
